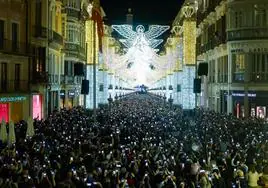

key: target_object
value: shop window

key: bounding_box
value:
[33,95,42,120]
[0,103,9,122]
[11,102,22,123]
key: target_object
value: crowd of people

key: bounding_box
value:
[0,93,267,188]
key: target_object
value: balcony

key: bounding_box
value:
[65,43,86,60]
[227,28,268,41]
[49,30,64,45]
[64,8,80,18]
[60,75,81,85]
[0,80,30,93]
[33,26,48,38]
[60,75,65,84]
[32,71,48,84]
[48,74,60,84]
[0,39,34,56]
[66,76,75,84]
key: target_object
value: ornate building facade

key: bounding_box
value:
[61,0,86,108]
[30,0,65,116]
[196,0,268,119]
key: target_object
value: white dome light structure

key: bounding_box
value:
[111,24,170,86]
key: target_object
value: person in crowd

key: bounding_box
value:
[247,164,262,188]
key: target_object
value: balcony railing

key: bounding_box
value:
[49,30,64,45]
[65,8,80,18]
[227,28,268,41]
[65,43,86,60]
[60,75,65,84]
[0,39,34,56]
[32,71,48,84]
[48,74,60,84]
[60,75,82,85]
[66,76,75,84]
[33,26,48,38]
[0,80,30,93]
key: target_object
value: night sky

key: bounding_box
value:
[101,0,185,49]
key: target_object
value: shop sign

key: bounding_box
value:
[68,90,75,97]
[232,93,256,97]
[0,96,27,103]
[60,90,65,97]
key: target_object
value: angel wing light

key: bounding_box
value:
[111,24,170,86]
[112,24,170,49]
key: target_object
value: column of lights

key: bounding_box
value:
[85,20,94,65]
[183,20,196,65]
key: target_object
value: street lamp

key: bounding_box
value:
[163,86,167,104]
[168,85,173,109]
[108,84,113,109]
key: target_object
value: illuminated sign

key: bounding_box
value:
[232,93,256,97]
[0,96,27,103]
[68,90,75,97]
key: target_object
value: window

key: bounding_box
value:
[251,54,268,81]
[67,24,79,43]
[64,60,68,75]
[0,20,4,48]
[233,54,245,81]
[15,64,21,90]
[254,6,266,27]
[1,63,7,91]
[36,0,42,34]
[67,0,77,9]
[11,23,18,50]
[235,11,243,28]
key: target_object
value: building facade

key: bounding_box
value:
[61,0,86,109]
[196,0,268,119]
[29,0,65,117]
[0,0,37,122]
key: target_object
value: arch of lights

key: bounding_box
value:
[108,24,173,87]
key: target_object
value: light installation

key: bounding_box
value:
[111,24,170,86]
[183,20,196,65]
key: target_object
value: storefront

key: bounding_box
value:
[0,96,28,123]
[222,90,268,119]
[0,103,9,122]
[60,90,65,109]
[32,94,43,120]
[67,90,75,108]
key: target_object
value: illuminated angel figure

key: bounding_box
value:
[112,24,169,85]
[112,24,169,50]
